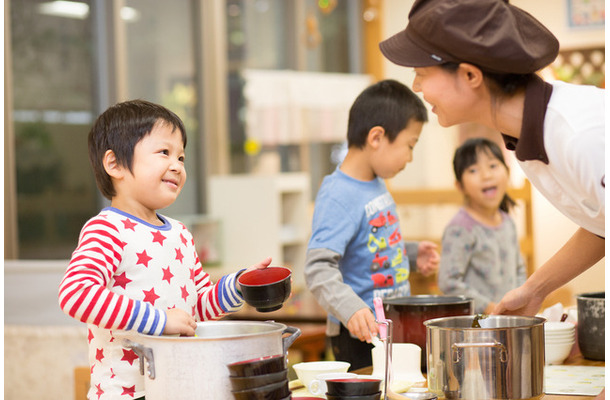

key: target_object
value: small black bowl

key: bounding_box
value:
[228,354,286,377]
[326,378,382,396]
[238,266,292,312]
[231,379,290,400]
[229,369,288,391]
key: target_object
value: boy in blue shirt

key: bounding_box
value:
[305,80,439,370]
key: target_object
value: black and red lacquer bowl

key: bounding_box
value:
[237,266,292,312]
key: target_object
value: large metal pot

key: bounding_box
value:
[425,315,545,400]
[120,320,300,400]
[383,295,474,370]
[576,291,605,360]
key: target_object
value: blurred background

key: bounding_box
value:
[3,1,605,399]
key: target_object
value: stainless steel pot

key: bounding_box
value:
[120,320,300,400]
[425,315,545,400]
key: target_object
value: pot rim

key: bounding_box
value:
[423,315,546,329]
[383,295,474,306]
[120,320,289,341]
[576,291,605,300]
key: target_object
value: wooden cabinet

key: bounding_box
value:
[208,173,311,285]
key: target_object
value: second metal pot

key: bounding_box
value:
[425,315,545,400]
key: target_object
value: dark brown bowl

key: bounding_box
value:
[325,391,382,400]
[229,369,288,391]
[231,378,290,400]
[238,266,292,312]
[227,354,286,377]
[326,378,382,396]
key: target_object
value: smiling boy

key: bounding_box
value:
[59,100,271,400]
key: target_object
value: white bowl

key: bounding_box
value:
[545,337,575,345]
[545,341,574,365]
[292,361,350,389]
[545,322,575,332]
[545,333,575,340]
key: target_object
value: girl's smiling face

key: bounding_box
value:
[412,65,480,127]
[458,148,509,214]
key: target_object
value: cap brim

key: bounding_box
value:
[379,28,444,68]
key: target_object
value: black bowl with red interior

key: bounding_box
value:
[237,266,292,312]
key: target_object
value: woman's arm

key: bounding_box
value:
[494,227,604,316]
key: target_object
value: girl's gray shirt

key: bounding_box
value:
[438,207,527,313]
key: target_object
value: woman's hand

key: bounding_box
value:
[492,284,542,316]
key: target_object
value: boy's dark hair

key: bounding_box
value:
[453,137,516,212]
[346,79,428,148]
[88,99,187,200]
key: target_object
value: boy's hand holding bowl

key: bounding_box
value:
[238,260,292,312]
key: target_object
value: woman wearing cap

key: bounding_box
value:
[380,0,604,326]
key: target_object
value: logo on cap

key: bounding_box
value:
[430,54,442,62]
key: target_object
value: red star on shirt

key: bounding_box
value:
[181,285,189,302]
[180,233,188,246]
[121,348,139,365]
[110,368,116,379]
[136,250,152,268]
[122,219,137,231]
[113,272,132,289]
[95,383,104,399]
[88,329,94,343]
[152,230,167,246]
[143,287,160,305]
[162,266,174,284]
[95,348,104,363]
[122,385,136,397]
[175,248,184,263]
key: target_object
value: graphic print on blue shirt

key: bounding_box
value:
[364,193,410,299]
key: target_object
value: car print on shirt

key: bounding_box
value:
[370,252,390,272]
[371,272,394,288]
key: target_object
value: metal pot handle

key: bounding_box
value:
[282,326,302,353]
[451,341,507,363]
[123,338,156,379]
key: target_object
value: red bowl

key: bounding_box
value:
[238,266,292,312]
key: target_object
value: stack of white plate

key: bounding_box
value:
[544,321,576,365]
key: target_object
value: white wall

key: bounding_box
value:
[381,0,605,306]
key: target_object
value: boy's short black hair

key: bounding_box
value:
[88,99,187,200]
[346,79,428,148]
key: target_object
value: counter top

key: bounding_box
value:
[291,353,604,399]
